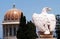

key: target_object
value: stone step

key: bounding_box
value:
[36,38,57,39]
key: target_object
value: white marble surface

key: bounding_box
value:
[32,7,56,33]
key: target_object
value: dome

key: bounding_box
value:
[4,5,22,22]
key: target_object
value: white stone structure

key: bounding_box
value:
[2,5,22,39]
[32,7,56,34]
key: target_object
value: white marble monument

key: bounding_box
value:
[32,7,56,39]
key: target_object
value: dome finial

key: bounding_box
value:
[13,3,15,8]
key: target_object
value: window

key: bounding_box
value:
[6,26,8,36]
[9,26,12,36]
[3,26,5,37]
[13,26,16,36]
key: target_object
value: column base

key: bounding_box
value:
[40,35,53,38]
[36,38,57,39]
[38,31,53,38]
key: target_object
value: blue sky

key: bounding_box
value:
[0,0,60,38]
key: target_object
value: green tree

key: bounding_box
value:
[56,15,60,39]
[16,13,38,39]
[26,21,38,39]
[16,13,27,39]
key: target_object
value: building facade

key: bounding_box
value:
[2,5,22,39]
